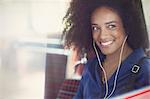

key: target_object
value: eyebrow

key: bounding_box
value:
[105,21,118,25]
[91,23,98,26]
[91,21,118,26]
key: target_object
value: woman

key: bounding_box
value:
[62,0,150,98]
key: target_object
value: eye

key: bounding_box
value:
[92,26,100,32]
[107,24,117,30]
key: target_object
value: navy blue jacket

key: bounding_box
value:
[74,48,150,99]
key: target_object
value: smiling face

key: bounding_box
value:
[91,6,127,56]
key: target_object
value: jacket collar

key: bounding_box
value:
[87,48,146,86]
[107,48,146,85]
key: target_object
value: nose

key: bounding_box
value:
[98,28,109,41]
[92,27,109,41]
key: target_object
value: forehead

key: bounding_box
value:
[91,6,122,24]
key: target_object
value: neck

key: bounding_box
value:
[102,44,133,81]
[105,43,133,64]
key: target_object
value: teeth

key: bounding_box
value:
[101,41,113,46]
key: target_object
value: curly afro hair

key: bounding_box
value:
[62,0,149,53]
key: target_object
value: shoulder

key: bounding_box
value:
[81,57,98,81]
[127,48,150,73]
[83,57,97,73]
[142,57,150,65]
[139,57,150,72]
[132,56,150,89]
[135,57,150,83]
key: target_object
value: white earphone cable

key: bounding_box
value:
[93,36,128,99]
[93,41,109,99]
[106,36,128,99]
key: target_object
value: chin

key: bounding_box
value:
[101,50,113,55]
[100,45,121,56]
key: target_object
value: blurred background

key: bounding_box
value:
[0,0,149,99]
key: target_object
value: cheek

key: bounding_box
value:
[92,33,98,41]
[117,27,126,37]
[113,29,126,39]
[115,32,126,45]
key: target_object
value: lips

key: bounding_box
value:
[100,40,113,47]
[101,40,113,46]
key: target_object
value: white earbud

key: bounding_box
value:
[73,52,87,67]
